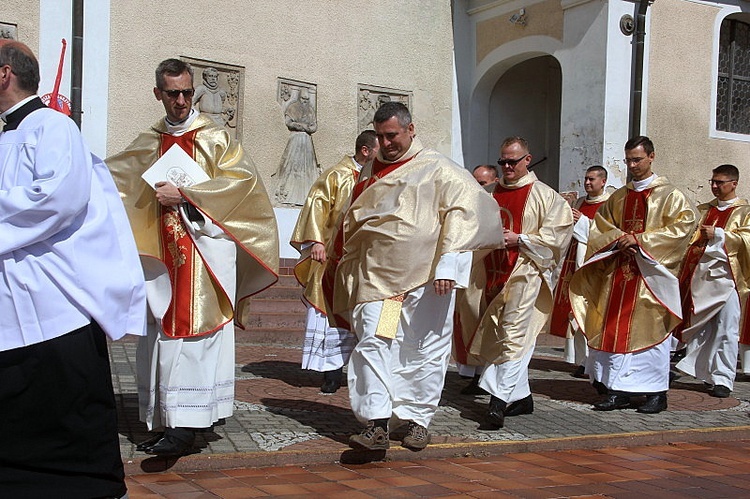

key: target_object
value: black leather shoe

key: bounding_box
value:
[136,432,164,452]
[321,368,343,393]
[637,393,667,414]
[592,380,608,395]
[709,385,731,398]
[504,395,534,417]
[145,429,195,457]
[572,365,587,379]
[460,374,488,395]
[593,394,631,411]
[487,395,506,429]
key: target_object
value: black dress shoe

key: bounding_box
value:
[487,395,506,429]
[145,429,195,457]
[504,394,534,417]
[637,393,667,414]
[321,368,343,393]
[591,380,608,395]
[461,374,489,395]
[709,385,731,398]
[572,365,587,379]
[136,432,164,452]
[593,394,631,411]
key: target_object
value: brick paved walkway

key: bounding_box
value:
[111,331,750,475]
[125,440,750,497]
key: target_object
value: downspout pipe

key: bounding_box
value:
[629,0,652,139]
[71,0,83,128]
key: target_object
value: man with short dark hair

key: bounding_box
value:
[473,164,499,191]
[107,58,279,456]
[291,130,379,393]
[0,39,146,497]
[550,165,609,376]
[469,136,573,429]
[570,136,697,414]
[329,102,504,450]
[674,164,750,398]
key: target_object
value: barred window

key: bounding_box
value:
[717,18,750,134]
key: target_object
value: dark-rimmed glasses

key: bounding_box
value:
[709,179,735,186]
[161,88,195,99]
[497,154,528,167]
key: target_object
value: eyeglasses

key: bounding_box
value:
[160,88,195,99]
[709,179,735,186]
[624,157,647,165]
[497,154,529,167]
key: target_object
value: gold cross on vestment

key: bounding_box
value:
[624,199,644,233]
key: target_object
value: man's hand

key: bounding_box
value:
[310,242,327,262]
[504,229,520,248]
[617,233,639,256]
[155,181,183,207]
[434,279,455,296]
[699,224,716,241]
[571,208,582,222]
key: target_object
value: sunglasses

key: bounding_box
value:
[497,154,529,167]
[161,88,195,99]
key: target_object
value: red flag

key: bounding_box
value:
[48,39,67,112]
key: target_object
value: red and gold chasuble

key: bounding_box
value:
[483,183,533,302]
[549,201,604,337]
[599,189,651,353]
[158,131,230,338]
[322,155,414,330]
[673,206,735,341]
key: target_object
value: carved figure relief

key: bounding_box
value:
[0,23,17,40]
[180,57,244,139]
[274,78,321,206]
[357,84,412,132]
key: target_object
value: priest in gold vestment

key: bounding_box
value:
[290,130,378,393]
[468,137,573,429]
[107,59,279,456]
[569,136,696,414]
[674,164,750,398]
[332,102,504,451]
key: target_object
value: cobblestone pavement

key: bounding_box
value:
[111,332,750,474]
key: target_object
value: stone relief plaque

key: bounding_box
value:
[0,22,18,40]
[358,84,412,132]
[274,78,320,206]
[180,56,244,140]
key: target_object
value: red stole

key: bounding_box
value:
[484,183,533,302]
[549,200,604,337]
[321,155,414,329]
[158,130,222,338]
[599,189,651,353]
[674,206,735,341]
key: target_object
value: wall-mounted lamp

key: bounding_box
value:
[509,9,527,27]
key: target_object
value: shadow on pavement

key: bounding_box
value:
[241,360,321,388]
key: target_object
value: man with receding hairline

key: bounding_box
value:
[674,164,750,398]
[473,164,499,191]
[0,39,146,498]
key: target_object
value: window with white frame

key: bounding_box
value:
[717,17,750,134]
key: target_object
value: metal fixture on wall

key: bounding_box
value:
[620,14,635,36]
[509,9,527,27]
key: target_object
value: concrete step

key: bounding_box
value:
[235,327,304,346]
[242,312,306,330]
[248,298,306,314]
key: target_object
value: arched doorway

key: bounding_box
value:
[487,55,562,189]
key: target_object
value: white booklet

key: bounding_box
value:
[141,144,210,189]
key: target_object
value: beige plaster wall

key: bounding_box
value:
[0,1,40,53]
[107,1,455,195]
[475,0,563,65]
[647,0,750,201]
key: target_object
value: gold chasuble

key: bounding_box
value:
[569,176,696,353]
[469,172,573,364]
[674,200,750,344]
[290,155,360,312]
[106,114,279,337]
[329,138,505,325]
[549,194,608,338]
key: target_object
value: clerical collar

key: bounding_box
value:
[718,197,738,209]
[1,95,38,123]
[353,156,364,172]
[632,173,656,192]
[164,108,198,136]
